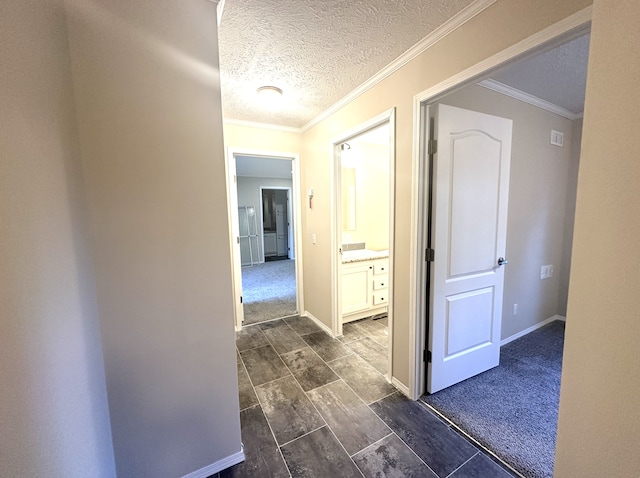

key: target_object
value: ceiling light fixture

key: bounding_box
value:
[256,85,283,109]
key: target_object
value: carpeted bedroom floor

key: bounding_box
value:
[241,260,297,325]
[421,320,565,478]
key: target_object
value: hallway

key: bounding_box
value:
[217,316,515,477]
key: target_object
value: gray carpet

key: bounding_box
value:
[242,260,297,325]
[421,321,565,478]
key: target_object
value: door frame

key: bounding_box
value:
[331,108,396,381]
[407,8,592,399]
[225,148,304,331]
[259,186,294,261]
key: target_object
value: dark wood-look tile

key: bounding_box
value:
[347,337,389,374]
[281,426,362,477]
[328,354,396,404]
[302,330,353,362]
[370,393,478,478]
[258,318,288,330]
[449,452,515,478]
[220,405,289,478]
[354,318,389,347]
[255,376,324,445]
[261,322,308,354]
[240,344,290,386]
[352,433,437,478]
[281,346,324,371]
[284,315,322,336]
[338,322,367,344]
[236,326,269,352]
[308,380,390,455]
[237,361,258,410]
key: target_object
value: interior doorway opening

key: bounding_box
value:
[226,149,304,330]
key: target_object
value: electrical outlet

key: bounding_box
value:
[312,233,317,245]
[512,304,518,316]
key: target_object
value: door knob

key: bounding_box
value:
[498,257,508,266]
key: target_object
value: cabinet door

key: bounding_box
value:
[342,263,372,315]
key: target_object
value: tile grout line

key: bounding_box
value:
[419,400,524,478]
[444,452,479,478]
[237,349,294,477]
[277,424,328,449]
[349,431,394,458]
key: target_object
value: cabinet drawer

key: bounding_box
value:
[373,275,388,290]
[373,260,388,275]
[373,291,388,305]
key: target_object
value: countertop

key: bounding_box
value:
[342,249,389,263]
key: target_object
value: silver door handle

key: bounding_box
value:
[498,257,508,266]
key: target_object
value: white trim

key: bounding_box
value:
[478,79,582,120]
[391,377,411,398]
[300,0,497,133]
[500,315,566,346]
[408,6,592,400]
[181,449,244,478]
[224,118,302,135]
[303,311,334,336]
[226,148,305,330]
[216,0,225,26]
[415,7,592,104]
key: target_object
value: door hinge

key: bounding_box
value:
[240,296,243,304]
[425,248,435,262]
[428,139,437,155]
[237,236,240,244]
[423,350,432,363]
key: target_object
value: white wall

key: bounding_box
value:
[555,0,640,475]
[65,0,242,476]
[439,84,579,339]
[237,176,294,260]
[0,0,115,475]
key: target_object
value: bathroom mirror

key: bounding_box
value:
[342,167,356,231]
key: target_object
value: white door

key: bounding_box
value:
[427,104,512,394]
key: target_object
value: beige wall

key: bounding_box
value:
[342,142,390,251]
[439,84,578,339]
[224,122,303,153]
[66,0,241,476]
[555,0,640,475]
[300,0,592,385]
[0,0,115,475]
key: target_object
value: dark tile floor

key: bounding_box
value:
[214,316,515,478]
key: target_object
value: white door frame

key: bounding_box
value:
[225,148,304,331]
[259,186,294,261]
[407,8,592,399]
[331,108,396,381]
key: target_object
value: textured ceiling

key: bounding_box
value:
[218,0,474,128]
[490,33,590,115]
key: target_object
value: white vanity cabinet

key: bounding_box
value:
[342,257,388,322]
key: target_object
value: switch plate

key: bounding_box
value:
[540,264,554,279]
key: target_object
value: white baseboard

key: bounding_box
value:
[391,377,411,398]
[181,448,244,478]
[303,311,333,336]
[501,315,565,346]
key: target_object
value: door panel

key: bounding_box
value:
[428,104,512,394]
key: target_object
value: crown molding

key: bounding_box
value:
[300,0,497,132]
[478,79,583,120]
[224,118,303,134]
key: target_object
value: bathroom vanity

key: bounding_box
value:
[341,249,389,322]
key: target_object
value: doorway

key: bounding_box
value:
[332,108,396,381]
[226,149,304,330]
[410,24,589,478]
